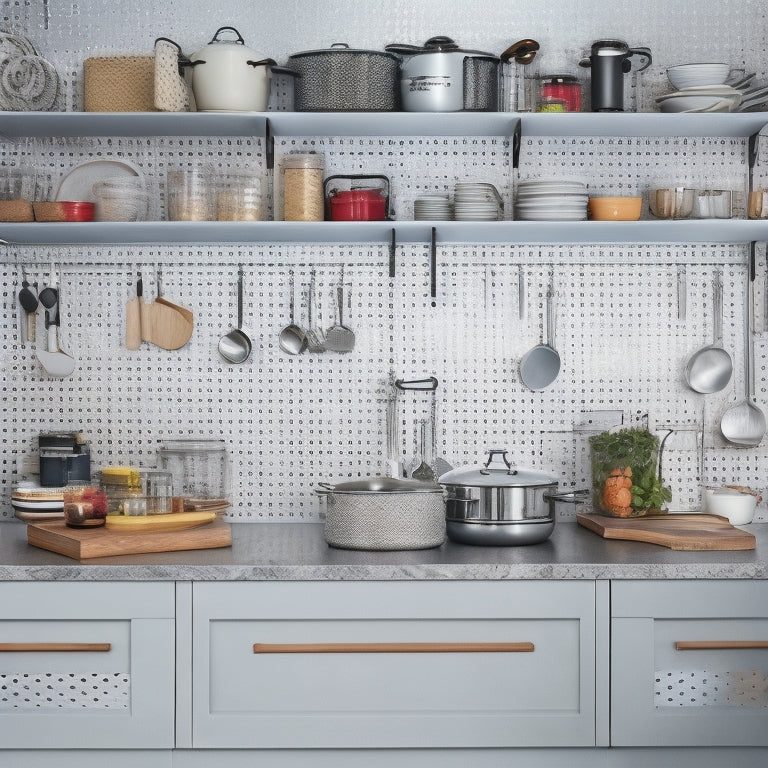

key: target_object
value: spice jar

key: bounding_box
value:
[281,152,325,221]
[539,74,582,112]
[63,484,108,528]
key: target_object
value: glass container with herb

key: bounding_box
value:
[588,427,672,517]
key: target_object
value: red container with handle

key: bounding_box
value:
[324,174,390,221]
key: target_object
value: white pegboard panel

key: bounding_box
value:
[3,242,768,522]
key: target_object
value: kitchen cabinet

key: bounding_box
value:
[1,110,767,247]
[190,580,598,748]
[0,581,176,750]
[611,579,768,746]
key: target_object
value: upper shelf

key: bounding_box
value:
[2,219,767,247]
[1,110,767,139]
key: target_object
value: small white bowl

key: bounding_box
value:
[667,63,731,90]
[704,487,758,525]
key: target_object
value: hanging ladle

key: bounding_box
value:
[218,265,252,364]
[720,268,766,447]
[278,267,307,355]
[684,270,733,393]
[520,285,561,391]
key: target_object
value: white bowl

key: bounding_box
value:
[703,487,758,525]
[667,63,731,90]
[657,94,738,113]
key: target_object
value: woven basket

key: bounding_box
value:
[84,56,156,112]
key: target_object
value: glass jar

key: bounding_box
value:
[539,74,582,112]
[166,166,214,221]
[63,483,108,528]
[99,466,142,515]
[216,174,264,221]
[588,427,671,517]
[158,439,230,501]
[281,152,325,221]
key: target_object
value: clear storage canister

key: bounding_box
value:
[158,439,230,501]
[281,152,325,221]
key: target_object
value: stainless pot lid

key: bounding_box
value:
[321,476,442,494]
[288,42,399,61]
[438,450,557,488]
[386,36,498,60]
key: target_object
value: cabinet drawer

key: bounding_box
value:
[192,581,596,748]
[0,582,175,749]
[611,580,768,747]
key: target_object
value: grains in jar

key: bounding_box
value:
[282,153,325,221]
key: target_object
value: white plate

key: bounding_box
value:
[516,211,587,221]
[55,159,143,202]
[11,498,64,511]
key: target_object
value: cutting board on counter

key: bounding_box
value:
[27,518,231,560]
[576,512,756,551]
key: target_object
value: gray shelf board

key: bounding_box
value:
[0,111,266,138]
[1,219,767,246]
[266,112,519,137]
[2,111,767,141]
[520,111,768,138]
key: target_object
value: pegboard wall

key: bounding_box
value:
[3,0,768,522]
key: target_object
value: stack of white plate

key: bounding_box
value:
[11,483,64,522]
[656,85,742,113]
[515,179,588,221]
[414,194,452,221]
[453,182,503,221]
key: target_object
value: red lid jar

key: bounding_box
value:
[539,74,582,112]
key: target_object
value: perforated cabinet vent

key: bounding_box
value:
[655,669,768,708]
[0,673,130,710]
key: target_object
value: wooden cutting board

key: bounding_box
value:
[27,518,231,560]
[577,512,756,551]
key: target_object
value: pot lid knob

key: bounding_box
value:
[481,449,518,476]
[424,36,459,51]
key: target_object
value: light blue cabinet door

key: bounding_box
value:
[192,580,596,749]
[611,580,768,746]
[0,582,175,749]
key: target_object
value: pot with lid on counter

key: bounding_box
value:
[439,449,587,546]
[317,476,445,551]
[385,36,500,112]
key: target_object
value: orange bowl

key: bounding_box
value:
[588,196,642,221]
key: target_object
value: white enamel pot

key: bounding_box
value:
[190,26,275,112]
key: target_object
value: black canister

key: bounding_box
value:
[579,40,651,112]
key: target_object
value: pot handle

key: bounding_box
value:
[542,489,590,504]
[247,57,277,70]
[315,482,335,495]
[394,376,438,391]
[385,43,426,56]
[210,26,245,45]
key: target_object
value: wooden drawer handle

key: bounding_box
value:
[253,641,534,654]
[675,640,768,651]
[0,643,112,653]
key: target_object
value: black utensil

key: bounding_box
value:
[18,277,39,342]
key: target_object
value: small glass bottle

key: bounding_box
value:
[281,152,325,222]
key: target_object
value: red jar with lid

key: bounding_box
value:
[324,174,390,221]
[539,74,582,112]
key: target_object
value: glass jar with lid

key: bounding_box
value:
[538,74,582,112]
[281,152,325,221]
[158,439,230,501]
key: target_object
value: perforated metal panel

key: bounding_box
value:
[2,0,768,523]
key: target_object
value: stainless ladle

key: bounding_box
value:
[720,271,766,447]
[520,287,561,391]
[278,267,307,355]
[218,265,252,364]
[684,271,733,393]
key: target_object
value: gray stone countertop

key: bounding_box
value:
[1,519,767,581]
